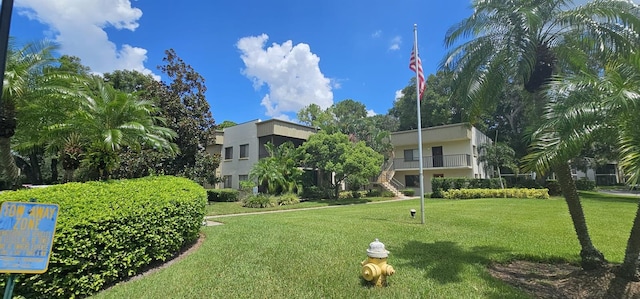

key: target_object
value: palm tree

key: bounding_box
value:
[51,78,178,180]
[443,0,640,270]
[249,142,302,195]
[528,52,640,280]
[0,40,63,188]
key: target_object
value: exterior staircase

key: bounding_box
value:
[376,166,407,198]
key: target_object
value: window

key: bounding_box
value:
[405,175,420,187]
[240,144,249,159]
[404,149,418,161]
[223,175,232,188]
[224,147,233,160]
[473,145,478,157]
[239,175,248,182]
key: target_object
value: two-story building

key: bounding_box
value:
[379,123,491,193]
[207,119,317,189]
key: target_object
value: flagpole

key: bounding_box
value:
[413,24,425,225]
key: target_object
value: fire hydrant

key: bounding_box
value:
[361,238,395,287]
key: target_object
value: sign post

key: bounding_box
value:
[0,200,59,298]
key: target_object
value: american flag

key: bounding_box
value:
[409,45,425,100]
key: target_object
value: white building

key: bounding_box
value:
[379,123,492,193]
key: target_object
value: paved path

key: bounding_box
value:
[204,196,416,221]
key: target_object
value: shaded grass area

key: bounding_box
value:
[206,196,397,216]
[93,193,638,298]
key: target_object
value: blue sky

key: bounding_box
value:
[10,1,494,123]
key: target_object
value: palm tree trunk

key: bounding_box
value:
[50,158,59,183]
[617,201,640,280]
[29,150,42,184]
[555,162,606,270]
[0,137,20,189]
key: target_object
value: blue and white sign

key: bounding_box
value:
[0,201,59,274]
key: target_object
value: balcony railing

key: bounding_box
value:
[393,154,471,170]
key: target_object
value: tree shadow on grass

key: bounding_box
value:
[391,240,506,284]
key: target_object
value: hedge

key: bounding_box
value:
[0,176,206,299]
[431,177,505,198]
[207,188,240,202]
[441,188,550,199]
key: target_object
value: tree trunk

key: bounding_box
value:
[63,169,75,183]
[555,162,606,270]
[0,137,20,189]
[616,201,640,280]
[29,150,42,184]
[50,158,59,184]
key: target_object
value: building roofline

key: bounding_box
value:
[390,122,473,135]
[256,118,318,131]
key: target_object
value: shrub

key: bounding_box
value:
[442,188,549,199]
[545,180,562,196]
[401,189,415,196]
[0,176,206,299]
[381,190,395,197]
[366,189,381,197]
[277,193,300,206]
[207,188,239,202]
[301,186,332,200]
[575,179,596,191]
[242,194,277,208]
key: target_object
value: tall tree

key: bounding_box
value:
[151,49,218,181]
[103,69,155,94]
[527,51,640,281]
[444,0,640,270]
[389,70,464,131]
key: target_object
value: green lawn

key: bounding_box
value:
[205,196,398,216]
[93,192,639,298]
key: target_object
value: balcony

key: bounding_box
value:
[393,154,471,170]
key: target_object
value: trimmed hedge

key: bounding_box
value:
[207,188,240,202]
[0,176,206,299]
[442,188,550,199]
[401,189,415,196]
[431,177,505,198]
[575,179,596,191]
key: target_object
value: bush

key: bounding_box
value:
[0,176,206,299]
[545,180,562,196]
[575,179,596,191]
[432,177,506,197]
[277,193,300,206]
[207,188,239,202]
[366,189,381,197]
[401,189,415,196]
[381,190,395,197]
[442,188,549,199]
[301,186,332,200]
[242,194,277,208]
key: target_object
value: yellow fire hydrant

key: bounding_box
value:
[361,238,395,287]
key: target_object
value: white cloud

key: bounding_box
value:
[237,34,334,119]
[366,109,376,117]
[371,30,382,38]
[394,89,404,102]
[15,0,159,79]
[389,36,402,51]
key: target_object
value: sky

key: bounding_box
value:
[8,0,628,124]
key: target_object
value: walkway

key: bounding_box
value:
[203,197,417,225]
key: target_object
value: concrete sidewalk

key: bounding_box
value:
[204,196,417,221]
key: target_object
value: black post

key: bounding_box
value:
[0,0,15,102]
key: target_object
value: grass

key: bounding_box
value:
[205,196,396,216]
[92,192,639,298]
